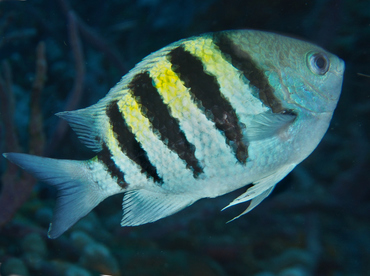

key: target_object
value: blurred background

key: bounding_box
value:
[0,0,369,275]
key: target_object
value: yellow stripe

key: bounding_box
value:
[148,36,247,125]
[149,59,193,120]
[183,37,240,97]
[116,93,153,146]
[181,37,268,116]
[102,114,141,185]
[113,92,194,182]
[105,124,121,158]
[101,93,155,185]
[148,43,237,173]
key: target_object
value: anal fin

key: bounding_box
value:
[121,190,195,226]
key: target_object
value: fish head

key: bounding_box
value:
[229,30,345,114]
[276,38,345,114]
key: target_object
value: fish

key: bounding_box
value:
[2,30,345,239]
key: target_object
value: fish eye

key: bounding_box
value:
[308,52,330,75]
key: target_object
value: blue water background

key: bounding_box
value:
[0,0,369,275]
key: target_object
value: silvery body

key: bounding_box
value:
[3,30,344,238]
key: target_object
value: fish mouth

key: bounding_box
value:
[335,58,346,76]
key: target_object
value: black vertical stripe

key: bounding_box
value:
[213,33,285,114]
[128,72,203,177]
[106,100,163,184]
[98,143,128,188]
[168,46,248,164]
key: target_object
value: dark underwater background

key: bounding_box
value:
[0,0,369,275]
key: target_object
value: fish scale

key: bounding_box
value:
[115,91,190,186]
[169,45,248,164]
[2,30,344,238]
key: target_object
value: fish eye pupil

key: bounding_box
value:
[315,56,326,69]
[308,52,330,75]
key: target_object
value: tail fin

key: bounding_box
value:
[2,153,109,239]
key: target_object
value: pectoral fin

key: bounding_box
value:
[245,112,296,141]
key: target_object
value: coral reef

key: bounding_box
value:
[0,0,369,275]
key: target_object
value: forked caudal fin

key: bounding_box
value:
[2,153,111,239]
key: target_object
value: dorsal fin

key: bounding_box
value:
[56,102,108,152]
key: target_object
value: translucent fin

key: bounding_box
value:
[227,186,274,223]
[56,103,107,152]
[3,153,110,239]
[121,189,195,226]
[222,164,296,220]
[245,112,296,141]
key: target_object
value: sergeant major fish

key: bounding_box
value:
[3,30,345,238]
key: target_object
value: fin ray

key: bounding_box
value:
[245,112,296,141]
[227,186,274,223]
[3,153,112,238]
[121,189,195,226]
[223,164,296,213]
[56,102,108,152]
